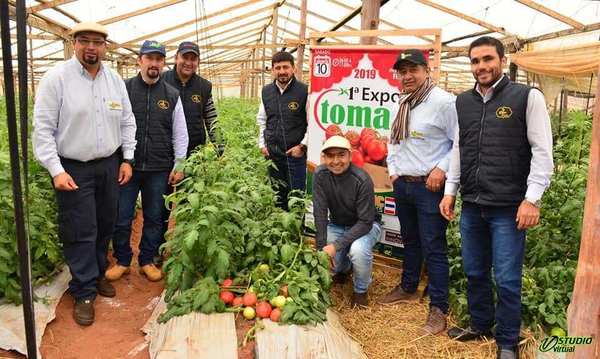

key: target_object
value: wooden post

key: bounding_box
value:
[262,28,266,90]
[271,4,278,51]
[567,64,600,359]
[28,25,35,98]
[360,0,380,45]
[295,0,307,81]
[509,62,518,82]
[63,39,73,59]
[240,61,245,98]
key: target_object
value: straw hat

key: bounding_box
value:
[70,22,109,38]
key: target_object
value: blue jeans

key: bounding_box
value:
[327,223,381,293]
[269,154,306,211]
[112,170,170,267]
[393,178,449,313]
[460,202,526,347]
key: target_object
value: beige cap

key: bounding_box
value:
[321,135,351,152]
[70,22,109,38]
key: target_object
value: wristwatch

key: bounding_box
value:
[122,158,135,167]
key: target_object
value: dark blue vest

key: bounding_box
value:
[261,77,308,159]
[456,75,532,206]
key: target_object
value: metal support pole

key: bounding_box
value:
[0,1,37,358]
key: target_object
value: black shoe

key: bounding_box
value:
[496,346,519,359]
[332,272,349,285]
[96,277,116,297]
[351,292,368,309]
[73,299,95,326]
[447,326,493,341]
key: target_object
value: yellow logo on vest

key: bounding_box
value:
[496,106,512,119]
[191,94,202,103]
[288,101,299,111]
[157,100,170,110]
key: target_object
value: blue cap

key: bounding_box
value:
[177,41,200,56]
[139,40,166,57]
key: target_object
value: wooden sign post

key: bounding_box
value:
[567,64,600,358]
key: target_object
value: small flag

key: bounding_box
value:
[384,197,396,215]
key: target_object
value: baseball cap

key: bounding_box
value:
[139,40,166,57]
[321,136,351,152]
[177,41,200,56]
[70,22,108,39]
[393,49,428,70]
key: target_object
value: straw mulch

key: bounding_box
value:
[330,264,540,359]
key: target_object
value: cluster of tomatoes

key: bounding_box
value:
[219,278,289,322]
[325,125,388,167]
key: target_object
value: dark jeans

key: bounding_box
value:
[393,178,449,313]
[55,153,119,301]
[112,170,170,267]
[460,201,526,347]
[269,154,306,210]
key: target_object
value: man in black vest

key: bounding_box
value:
[256,51,308,210]
[106,40,188,283]
[440,37,553,359]
[163,41,223,156]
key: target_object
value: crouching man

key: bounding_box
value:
[312,136,382,308]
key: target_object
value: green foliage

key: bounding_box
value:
[0,98,63,304]
[158,98,331,325]
[448,110,590,334]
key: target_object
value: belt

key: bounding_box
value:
[399,175,427,183]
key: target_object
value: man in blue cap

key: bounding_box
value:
[106,40,188,282]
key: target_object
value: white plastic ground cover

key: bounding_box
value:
[0,266,70,358]
[142,291,238,359]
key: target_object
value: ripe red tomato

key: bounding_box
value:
[367,140,387,161]
[243,292,257,307]
[325,124,343,139]
[221,278,233,288]
[256,301,273,318]
[232,296,244,307]
[351,149,365,168]
[270,308,281,322]
[360,128,377,139]
[344,130,360,147]
[219,291,234,304]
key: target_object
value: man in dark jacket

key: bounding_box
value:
[106,40,188,283]
[440,37,553,359]
[313,136,381,309]
[163,41,222,156]
[256,51,308,210]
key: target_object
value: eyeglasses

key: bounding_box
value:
[76,38,106,47]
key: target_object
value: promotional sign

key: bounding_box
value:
[306,47,428,257]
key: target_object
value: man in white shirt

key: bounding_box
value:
[256,51,308,210]
[33,22,137,326]
[440,36,553,359]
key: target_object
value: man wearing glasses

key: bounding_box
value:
[33,22,137,326]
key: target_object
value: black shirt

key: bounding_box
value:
[312,163,380,250]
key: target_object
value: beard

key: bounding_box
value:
[277,75,291,85]
[146,68,160,79]
[83,54,98,65]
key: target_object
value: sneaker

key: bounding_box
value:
[351,292,368,309]
[378,285,419,305]
[105,264,130,281]
[496,346,519,359]
[139,264,163,281]
[73,299,94,326]
[96,277,116,297]
[447,326,493,342]
[421,306,447,335]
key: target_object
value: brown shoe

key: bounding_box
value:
[421,306,447,335]
[96,277,116,297]
[351,292,368,309]
[139,264,163,281]
[332,272,349,285]
[73,299,95,326]
[379,285,419,305]
[105,264,130,281]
